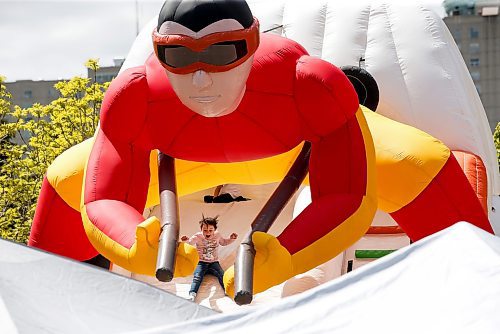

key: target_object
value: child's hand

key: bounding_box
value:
[180,235,189,242]
[230,233,238,239]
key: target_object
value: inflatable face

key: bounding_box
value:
[154,19,257,117]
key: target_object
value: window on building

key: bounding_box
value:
[23,90,32,99]
[96,74,115,84]
[469,27,479,39]
[471,71,480,81]
[452,29,462,41]
[469,43,480,54]
[48,88,58,98]
[470,58,480,67]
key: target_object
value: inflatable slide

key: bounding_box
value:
[27,0,499,312]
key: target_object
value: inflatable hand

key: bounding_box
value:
[224,232,293,298]
[174,242,199,277]
[128,217,198,277]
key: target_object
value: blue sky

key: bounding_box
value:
[0,0,445,82]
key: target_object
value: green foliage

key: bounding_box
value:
[494,122,500,168]
[0,60,109,243]
[0,76,12,168]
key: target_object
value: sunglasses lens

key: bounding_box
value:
[200,44,238,66]
[202,40,248,66]
[161,46,197,67]
[158,40,248,69]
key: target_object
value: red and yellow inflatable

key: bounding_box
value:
[28,0,493,297]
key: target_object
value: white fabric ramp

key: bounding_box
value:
[0,240,215,334]
[0,296,17,334]
[132,222,500,334]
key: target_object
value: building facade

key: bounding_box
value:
[5,80,60,110]
[87,58,124,84]
[5,58,124,110]
[444,0,500,132]
[4,60,122,144]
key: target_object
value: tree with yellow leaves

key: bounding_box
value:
[0,60,108,243]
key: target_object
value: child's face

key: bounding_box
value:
[201,223,215,239]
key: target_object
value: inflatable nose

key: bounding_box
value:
[192,70,213,89]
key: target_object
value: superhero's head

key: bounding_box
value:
[152,0,259,118]
[154,0,258,74]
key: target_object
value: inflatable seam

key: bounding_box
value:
[383,5,418,127]
[163,114,197,154]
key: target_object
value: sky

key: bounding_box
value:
[0,0,446,82]
[0,0,165,82]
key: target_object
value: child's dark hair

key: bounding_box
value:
[199,215,219,229]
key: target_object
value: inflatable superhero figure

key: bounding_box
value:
[29,0,493,296]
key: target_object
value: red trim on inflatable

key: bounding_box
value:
[29,177,97,261]
[391,154,493,241]
[366,226,405,235]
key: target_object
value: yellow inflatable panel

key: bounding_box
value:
[362,107,450,212]
[47,137,306,211]
[145,143,306,208]
[46,139,93,211]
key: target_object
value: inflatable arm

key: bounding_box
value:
[82,69,154,273]
[225,57,378,295]
[279,57,377,274]
[81,68,196,275]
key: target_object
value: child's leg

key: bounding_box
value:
[190,262,209,294]
[207,262,226,291]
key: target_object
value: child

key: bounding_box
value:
[181,216,238,301]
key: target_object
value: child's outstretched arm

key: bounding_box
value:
[181,234,199,246]
[219,233,238,246]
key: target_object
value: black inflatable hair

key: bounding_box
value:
[341,66,380,112]
[157,0,253,32]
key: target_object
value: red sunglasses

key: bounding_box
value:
[152,19,260,74]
